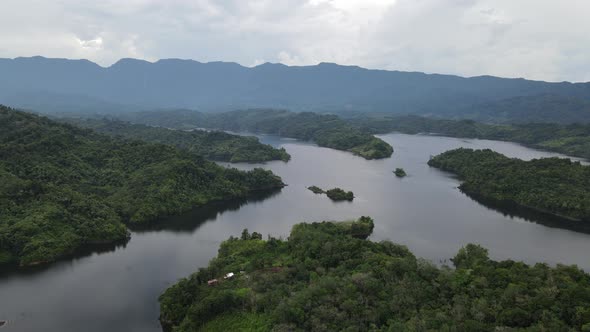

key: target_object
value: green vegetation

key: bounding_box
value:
[198,312,272,332]
[63,118,290,163]
[0,250,14,265]
[307,186,353,201]
[393,168,407,177]
[325,188,354,201]
[350,115,590,160]
[307,186,325,194]
[120,109,394,160]
[159,217,590,331]
[428,148,590,221]
[460,94,590,124]
[0,105,284,266]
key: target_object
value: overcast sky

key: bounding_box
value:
[1,0,589,82]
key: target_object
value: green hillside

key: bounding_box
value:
[0,106,284,266]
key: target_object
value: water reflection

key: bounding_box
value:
[0,240,129,278]
[463,191,590,234]
[129,188,282,233]
[0,188,282,278]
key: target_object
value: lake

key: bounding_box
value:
[1,133,589,331]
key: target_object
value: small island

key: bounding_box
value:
[393,168,407,177]
[326,188,354,201]
[307,186,325,194]
[307,186,354,201]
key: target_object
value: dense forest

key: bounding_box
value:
[63,118,290,163]
[159,218,590,331]
[350,115,590,160]
[458,94,590,124]
[326,188,355,201]
[55,108,590,161]
[428,148,590,222]
[0,105,284,266]
[118,109,394,160]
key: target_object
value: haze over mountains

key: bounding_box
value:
[1,56,590,123]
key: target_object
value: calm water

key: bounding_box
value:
[1,133,589,331]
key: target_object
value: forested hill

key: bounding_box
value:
[118,109,394,160]
[159,218,590,331]
[63,118,291,163]
[350,115,590,161]
[0,105,284,266]
[428,148,590,222]
[459,94,590,124]
[2,56,590,123]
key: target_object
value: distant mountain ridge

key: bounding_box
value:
[1,56,590,122]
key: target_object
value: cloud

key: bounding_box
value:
[358,0,590,82]
[0,0,588,82]
[77,37,103,50]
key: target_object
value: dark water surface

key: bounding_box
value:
[1,133,589,331]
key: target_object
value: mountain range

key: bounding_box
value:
[1,56,590,123]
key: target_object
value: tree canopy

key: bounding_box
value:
[119,109,394,160]
[394,168,407,177]
[350,115,590,161]
[160,217,590,331]
[306,186,354,201]
[63,118,290,163]
[326,188,355,201]
[0,105,284,266]
[428,148,590,222]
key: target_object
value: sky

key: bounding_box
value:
[1,0,589,82]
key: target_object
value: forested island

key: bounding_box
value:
[0,105,284,266]
[350,115,590,161]
[307,186,325,194]
[118,109,394,160]
[394,168,407,177]
[428,148,590,222]
[306,186,354,201]
[326,188,354,201]
[159,218,590,331]
[64,118,290,163]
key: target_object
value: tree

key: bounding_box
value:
[452,244,489,269]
